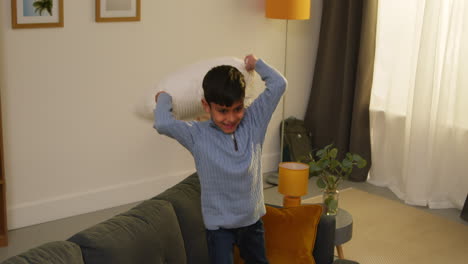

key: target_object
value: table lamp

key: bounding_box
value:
[265,0,311,185]
[278,162,309,207]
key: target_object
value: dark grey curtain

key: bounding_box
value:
[304,0,377,182]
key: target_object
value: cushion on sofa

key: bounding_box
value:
[152,172,210,264]
[68,200,186,264]
[262,204,323,264]
[2,241,84,264]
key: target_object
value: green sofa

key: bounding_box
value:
[2,173,357,264]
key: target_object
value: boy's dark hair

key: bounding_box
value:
[202,65,245,107]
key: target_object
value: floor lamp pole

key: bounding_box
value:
[266,19,289,185]
[280,19,289,162]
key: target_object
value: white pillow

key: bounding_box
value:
[135,57,256,121]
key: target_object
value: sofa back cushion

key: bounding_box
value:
[152,173,210,264]
[68,200,186,264]
[2,241,83,264]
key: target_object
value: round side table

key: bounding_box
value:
[334,208,353,259]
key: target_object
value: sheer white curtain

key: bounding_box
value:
[369,0,468,209]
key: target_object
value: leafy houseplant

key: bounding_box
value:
[299,144,367,215]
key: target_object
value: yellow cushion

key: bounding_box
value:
[234,204,323,264]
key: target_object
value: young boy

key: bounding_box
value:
[154,54,286,264]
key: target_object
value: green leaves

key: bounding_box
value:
[306,144,367,190]
[329,148,338,158]
[356,156,367,168]
[316,177,326,189]
[309,163,322,173]
[342,158,352,168]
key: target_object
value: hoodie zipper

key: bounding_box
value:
[231,132,238,151]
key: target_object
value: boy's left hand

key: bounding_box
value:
[244,54,257,72]
[155,91,167,103]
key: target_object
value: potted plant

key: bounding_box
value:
[299,144,367,215]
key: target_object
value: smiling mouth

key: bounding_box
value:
[222,124,237,130]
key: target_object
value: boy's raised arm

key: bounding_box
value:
[153,92,196,151]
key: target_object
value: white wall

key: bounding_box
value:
[0,0,322,229]
[285,2,323,119]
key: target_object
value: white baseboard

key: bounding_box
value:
[7,170,193,230]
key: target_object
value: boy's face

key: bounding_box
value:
[202,99,245,134]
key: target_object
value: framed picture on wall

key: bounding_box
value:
[11,0,64,29]
[96,0,141,22]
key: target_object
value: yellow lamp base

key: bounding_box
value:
[283,195,302,208]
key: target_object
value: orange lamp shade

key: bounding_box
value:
[278,162,309,196]
[265,0,311,20]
